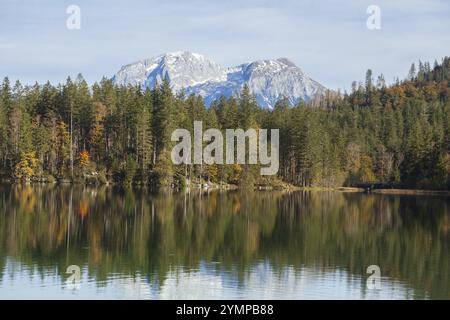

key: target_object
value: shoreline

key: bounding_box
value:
[371,189,450,196]
[2,180,450,196]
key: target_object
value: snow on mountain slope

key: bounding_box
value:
[112,51,327,108]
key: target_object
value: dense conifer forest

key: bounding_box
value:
[0,57,449,189]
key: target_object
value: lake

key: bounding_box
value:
[0,185,448,299]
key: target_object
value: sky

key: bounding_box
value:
[0,0,449,91]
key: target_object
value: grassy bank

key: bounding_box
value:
[372,189,450,196]
[290,186,365,192]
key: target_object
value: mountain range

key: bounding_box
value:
[112,51,327,108]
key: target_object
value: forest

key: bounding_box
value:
[0,57,449,189]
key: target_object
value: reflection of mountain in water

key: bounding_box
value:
[0,185,448,299]
[0,259,416,299]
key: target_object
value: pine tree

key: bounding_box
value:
[152,79,175,185]
[136,95,152,182]
[408,63,416,81]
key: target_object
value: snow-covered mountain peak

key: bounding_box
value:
[112,51,327,108]
[113,51,225,92]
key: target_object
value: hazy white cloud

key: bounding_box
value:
[0,0,449,90]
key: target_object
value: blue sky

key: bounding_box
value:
[1,0,449,91]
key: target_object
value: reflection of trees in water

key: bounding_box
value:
[0,185,448,298]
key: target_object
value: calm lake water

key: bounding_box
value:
[0,185,448,299]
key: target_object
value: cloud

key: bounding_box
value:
[0,0,449,90]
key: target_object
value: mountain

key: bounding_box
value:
[112,51,327,108]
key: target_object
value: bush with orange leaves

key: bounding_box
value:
[13,152,39,181]
[79,150,90,172]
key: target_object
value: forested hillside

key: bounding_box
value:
[0,57,449,189]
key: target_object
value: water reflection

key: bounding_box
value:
[0,185,448,299]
